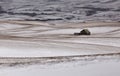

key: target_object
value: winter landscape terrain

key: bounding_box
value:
[0,0,120,76]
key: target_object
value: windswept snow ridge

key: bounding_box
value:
[0,21,120,57]
[0,21,120,75]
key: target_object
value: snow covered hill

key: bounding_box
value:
[0,0,120,22]
[0,1,120,76]
[0,21,120,76]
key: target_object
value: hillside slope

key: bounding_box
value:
[0,0,120,22]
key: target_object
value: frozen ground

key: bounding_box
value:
[0,21,120,57]
[0,21,120,76]
[0,0,120,75]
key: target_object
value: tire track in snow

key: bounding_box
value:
[0,52,120,67]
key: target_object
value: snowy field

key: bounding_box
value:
[0,0,120,76]
[0,21,120,76]
[1,60,120,76]
[0,21,120,57]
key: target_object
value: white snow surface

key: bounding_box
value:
[0,0,120,76]
[0,22,119,57]
[0,21,120,76]
[0,60,120,76]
